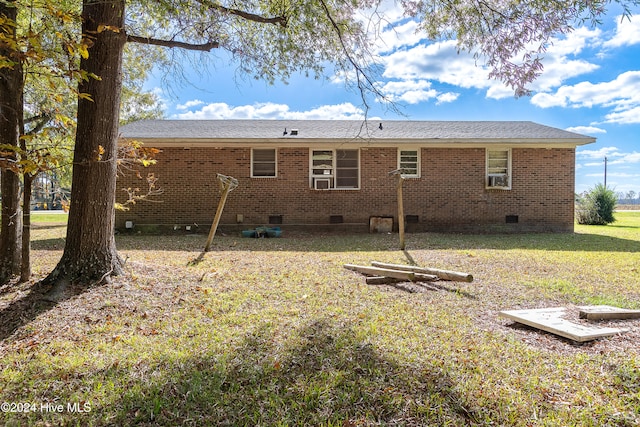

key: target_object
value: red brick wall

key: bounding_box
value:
[115,145,576,233]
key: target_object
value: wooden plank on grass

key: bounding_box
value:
[344,264,416,281]
[365,276,404,285]
[499,307,629,342]
[578,305,640,320]
[371,261,473,282]
[343,264,438,282]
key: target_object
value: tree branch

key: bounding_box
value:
[197,0,287,27]
[24,111,50,125]
[317,0,384,114]
[25,112,53,136]
[126,34,219,51]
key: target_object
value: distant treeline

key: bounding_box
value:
[616,191,639,205]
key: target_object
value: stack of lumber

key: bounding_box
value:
[344,261,473,285]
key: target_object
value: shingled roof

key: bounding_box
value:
[119,119,595,146]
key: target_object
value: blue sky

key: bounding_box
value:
[146,4,640,197]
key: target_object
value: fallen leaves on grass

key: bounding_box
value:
[0,221,639,425]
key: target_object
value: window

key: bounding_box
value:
[486,148,511,189]
[252,148,277,177]
[398,149,420,178]
[336,150,359,188]
[310,149,359,189]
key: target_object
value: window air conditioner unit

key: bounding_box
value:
[314,178,331,190]
[488,175,509,188]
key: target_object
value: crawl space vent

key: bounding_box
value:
[330,215,344,224]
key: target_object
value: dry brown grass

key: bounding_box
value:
[1,212,639,426]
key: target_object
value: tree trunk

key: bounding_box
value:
[43,0,126,289]
[0,0,23,285]
[0,172,22,284]
[20,174,33,282]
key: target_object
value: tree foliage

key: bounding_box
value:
[403,0,640,96]
[126,0,385,107]
[120,43,166,124]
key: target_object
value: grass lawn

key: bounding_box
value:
[1,213,639,426]
[29,211,69,224]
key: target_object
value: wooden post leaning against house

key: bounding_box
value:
[389,169,406,250]
[204,174,238,252]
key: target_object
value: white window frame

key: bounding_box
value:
[398,148,420,178]
[486,148,511,189]
[251,148,277,178]
[309,148,360,190]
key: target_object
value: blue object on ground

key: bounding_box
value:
[241,226,281,238]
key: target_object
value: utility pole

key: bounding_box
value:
[604,156,608,188]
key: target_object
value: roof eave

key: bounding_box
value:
[120,136,596,148]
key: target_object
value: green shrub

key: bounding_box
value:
[576,183,617,225]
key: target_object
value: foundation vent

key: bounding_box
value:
[330,215,344,224]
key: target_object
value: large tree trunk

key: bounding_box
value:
[20,174,33,282]
[0,173,22,285]
[0,0,23,285]
[43,0,126,290]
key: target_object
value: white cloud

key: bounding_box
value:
[530,71,640,123]
[172,102,365,120]
[530,92,567,108]
[608,151,640,165]
[380,79,431,94]
[382,41,494,89]
[603,14,640,48]
[526,27,602,93]
[485,85,514,100]
[565,126,607,135]
[398,90,437,104]
[436,92,459,104]
[375,20,423,54]
[284,103,367,120]
[603,106,640,125]
[584,161,610,167]
[361,0,416,46]
[176,99,205,111]
[577,146,623,160]
[605,172,640,178]
[377,24,602,102]
[379,79,439,104]
[530,59,599,93]
[524,17,640,126]
[551,26,603,56]
[354,8,617,108]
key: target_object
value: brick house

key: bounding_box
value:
[116,120,595,233]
